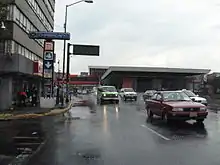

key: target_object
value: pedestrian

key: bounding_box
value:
[31,86,38,107]
[19,90,27,107]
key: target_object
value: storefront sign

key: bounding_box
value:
[33,60,43,76]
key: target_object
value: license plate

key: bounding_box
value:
[190,112,197,117]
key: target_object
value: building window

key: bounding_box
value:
[26,0,53,31]
[44,0,54,18]
[10,40,41,61]
[7,5,14,20]
[10,5,44,47]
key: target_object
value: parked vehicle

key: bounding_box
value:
[119,88,137,101]
[181,89,207,106]
[145,91,208,123]
[97,86,119,104]
[143,90,156,101]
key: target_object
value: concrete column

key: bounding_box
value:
[122,77,134,88]
[152,79,162,90]
[0,77,13,110]
[133,78,137,91]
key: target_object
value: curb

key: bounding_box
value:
[8,139,48,165]
[0,103,73,121]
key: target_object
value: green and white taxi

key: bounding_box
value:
[97,86,119,104]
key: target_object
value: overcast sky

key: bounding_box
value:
[54,0,220,74]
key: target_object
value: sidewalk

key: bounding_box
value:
[7,106,52,115]
[0,95,88,120]
[0,102,72,120]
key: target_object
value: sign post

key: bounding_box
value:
[29,31,71,104]
[66,43,100,102]
[43,40,55,97]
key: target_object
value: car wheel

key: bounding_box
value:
[146,108,153,123]
[147,108,153,118]
[196,119,204,123]
[100,98,104,105]
[116,100,119,104]
[134,97,137,101]
[163,113,172,124]
[124,97,127,101]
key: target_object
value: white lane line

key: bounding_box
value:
[140,124,171,141]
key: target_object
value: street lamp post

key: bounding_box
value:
[61,0,93,105]
[62,0,93,79]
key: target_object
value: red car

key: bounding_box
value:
[145,91,208,123]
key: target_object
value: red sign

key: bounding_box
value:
[33,60,43,76]
[44,41,54,51]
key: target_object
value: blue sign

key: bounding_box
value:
[44,60,53,69]
[44,51,54,60]
[29,31,70,40]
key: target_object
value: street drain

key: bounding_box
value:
[75,152,100,161]
[72,117,81,120]
[82,154,100,160]
[65,117,81,120]
[171,135,185,140]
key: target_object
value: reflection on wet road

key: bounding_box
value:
[30,94,220,165]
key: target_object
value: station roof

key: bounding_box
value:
[101,66,211,80]
[88,66,109,69]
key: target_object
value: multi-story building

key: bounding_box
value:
[0,0,55,110]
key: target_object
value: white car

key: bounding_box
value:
[182,89,207,106]
[120,88,137,101]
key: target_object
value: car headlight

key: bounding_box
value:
[115,94,118,97]
[103,94,106,97]
[172,108,184,111]
[200,107,207,111]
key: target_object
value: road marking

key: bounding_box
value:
[140,124,171,141]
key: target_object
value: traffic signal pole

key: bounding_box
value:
[66,43,71,103]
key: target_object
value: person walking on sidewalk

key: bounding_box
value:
[31,86,38,107]
[18,90,27,107]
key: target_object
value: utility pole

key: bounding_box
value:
[56,60,60,105]
[66,43,71,103]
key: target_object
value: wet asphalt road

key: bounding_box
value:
[30,94,220,165]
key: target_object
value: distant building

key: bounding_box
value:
[206,72,220,97]
[100,66,210,92]
[80,72,89,76]
[89,66,109,80]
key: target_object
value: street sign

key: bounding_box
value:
[44,79,52,86]
[44,41,54,51]
[29,31,70,40]
[44,60,53,69]
[44,69,52,78]
[44,51,54,60]
[73,44,99,56]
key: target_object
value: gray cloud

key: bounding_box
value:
[54,0,220,73]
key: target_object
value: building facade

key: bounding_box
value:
[100,66,210,92]
[89,66,108,83]
[0,0,55,110]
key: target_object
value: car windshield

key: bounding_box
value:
[101,86,117,92]
[183,90,197,97]
[124,88,134,92]
[163,91,192,101]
